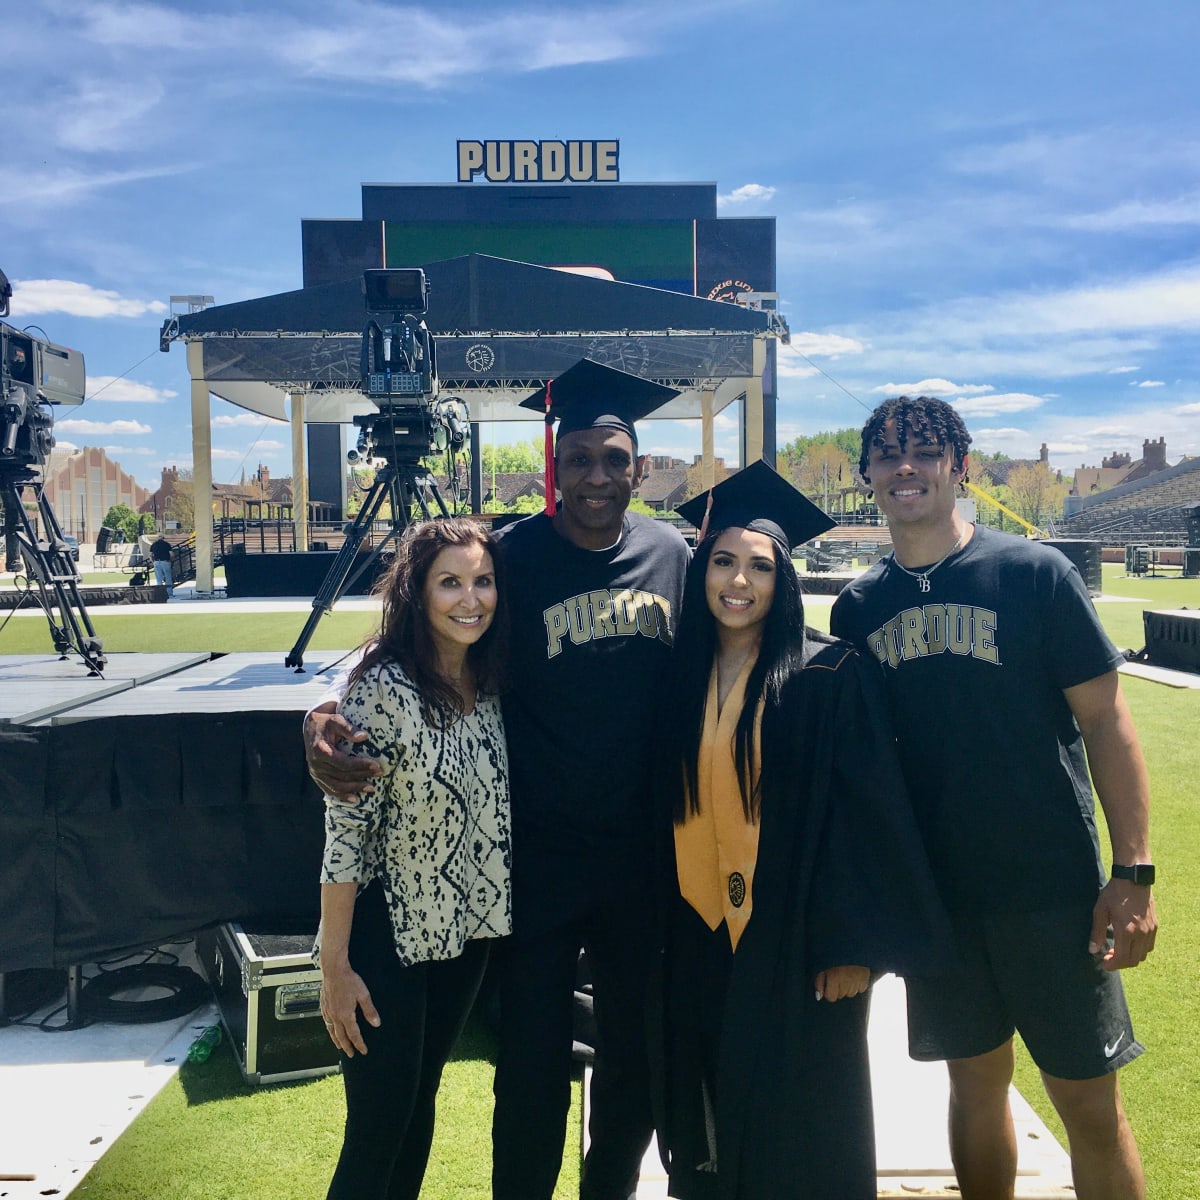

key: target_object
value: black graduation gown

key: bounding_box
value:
[658,632,951,1200]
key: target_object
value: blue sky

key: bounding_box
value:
[4,0,1198,492]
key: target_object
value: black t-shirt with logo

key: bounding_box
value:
[831,525,1123,913]
[495,512,689,932]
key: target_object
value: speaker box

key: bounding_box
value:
[1041,539,1102,596]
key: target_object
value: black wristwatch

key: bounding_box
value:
[1111,862,1155,886]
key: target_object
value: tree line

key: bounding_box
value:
[134,433,1080,533]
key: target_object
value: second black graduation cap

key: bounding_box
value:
[675,459,836,550]
[518,358,679,443]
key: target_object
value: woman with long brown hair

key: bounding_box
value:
[316,517,511,1200]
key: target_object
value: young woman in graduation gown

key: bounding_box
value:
[657,464,950,1200]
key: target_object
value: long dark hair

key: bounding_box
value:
[668,526,807,823]
[347,517,508,727]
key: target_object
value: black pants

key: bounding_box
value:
[664,903,733,1197]
[326,881,490,1200]
[491,892,656,1200]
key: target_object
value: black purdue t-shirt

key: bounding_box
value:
[495,512,689,929]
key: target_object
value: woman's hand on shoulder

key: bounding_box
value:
[320,960,381,1056]
[813,965,870,1002]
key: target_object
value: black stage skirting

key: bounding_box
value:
[0,584,167,609]
[0,653,333,973]
[223,550,386,597]
[1143,609,1200,673]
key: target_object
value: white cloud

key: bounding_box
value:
[278,6,670,85]
[212,412,286,427]
[973,427,1028,439]
[87,377,177,403]
[775,353,820,380]
[4,164,197,207]
[822,263,1200,386]
[1107,366,1138,374]
[103,444,157,455]
[1047,442,1090,454]
[1006,267,1200,336]
[787,333,864,358]
[12,280,168,318]
[950,132,1095,179]
[1083,424,1135,438]
[1063,193,1200,233]
[1134,380,1165,388]
[63,1,685,91]
[953,393,1046,417]
[54,418,152,435]
[212,448,247,460]
[1173,402,1200,415]
[915,264,1200,342]
[718,183,777,210]
[57,79,167,153]
[870,378,995,396]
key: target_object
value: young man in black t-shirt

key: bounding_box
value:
[831,396,1156,1200]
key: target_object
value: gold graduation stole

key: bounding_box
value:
[674,657,763,951]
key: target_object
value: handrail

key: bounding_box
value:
[963,482,1048,538]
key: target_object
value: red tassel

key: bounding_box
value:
[543,380,557,516]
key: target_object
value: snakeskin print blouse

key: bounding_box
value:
[318,660,511,966]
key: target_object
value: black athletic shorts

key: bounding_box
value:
[905,903,1144,1081]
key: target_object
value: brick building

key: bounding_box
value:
[40,447,151,541]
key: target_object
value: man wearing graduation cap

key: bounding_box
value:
[656,462,949,1199]
[305,358,690,1200]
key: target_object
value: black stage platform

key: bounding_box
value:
[223,551,385,598]
[0,652,343,972]
[1143,609,1200,674]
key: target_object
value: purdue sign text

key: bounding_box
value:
[457,140,619,183]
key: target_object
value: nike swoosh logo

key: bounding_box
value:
[1104,1032,1126,1058]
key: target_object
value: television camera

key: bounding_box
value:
[286,268,468,670]
[0,266,106,673]
[351,267,467,463]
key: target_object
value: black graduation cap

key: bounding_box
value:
[518,358,679,445]
[675,459,836,550]
[518,358,679,515]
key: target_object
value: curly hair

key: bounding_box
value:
[858,396,973,486]
[348,517,508,727]
[665,527,807,823]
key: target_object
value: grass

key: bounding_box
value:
[75,1016,573,1199]
[0,606,380,655]
[9,562,1200,1197]
[0,565,387,655]
[1012,672,1200,1195]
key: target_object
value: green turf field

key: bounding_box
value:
[8,562,1199,1197]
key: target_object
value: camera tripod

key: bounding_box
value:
[2,467,106,675]
[285,458,449,671]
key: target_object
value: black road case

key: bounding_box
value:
[197,921,341,1085]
